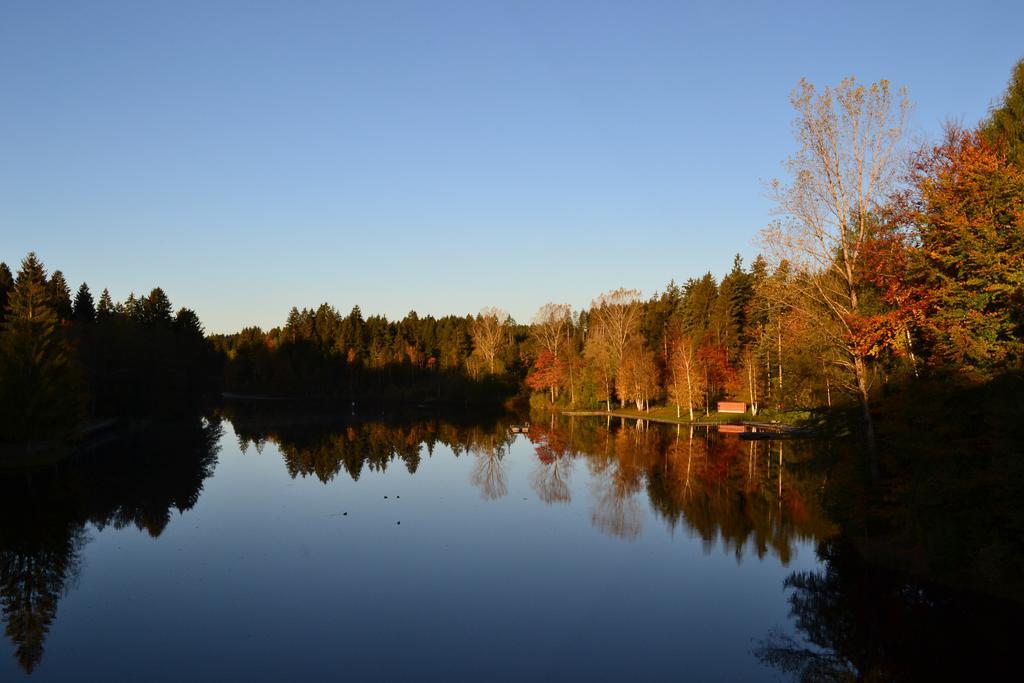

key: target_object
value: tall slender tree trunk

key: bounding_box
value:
[824,364,832,408]
[685,370,694,422]
[566,325,576,405]
[776,326,783,407]
[747,353,758,416]
[905,327,919,378]
[854,353,878,478]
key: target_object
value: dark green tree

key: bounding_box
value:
[47,270,73,321]
[144,287,174,325]
[0,254,82,442]
[174,307,204,336]
[123,292,143,321]
[709,254,753,358]
[96,288,115,319]
[0,263,13,325]
[680,272,718,342]
[72,283,96,324]
[981,58,1024,166]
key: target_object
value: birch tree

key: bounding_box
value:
[469,307,509,375]
[531,303,570,360]
[667,330,704,421]
[584,320,616,411]
[530,303,571,401]
[589,288,642,408]
[763,77,910,457]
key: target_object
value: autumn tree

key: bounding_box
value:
[764,76,910,454]
[698,343,735,411]
[666,330,705,420]
[529,303,572,402]
[617,341,658,410]
[589,289,642,408]
[531,303,570,360]
[469,307,509,375]
[905,126,1024,375]
[584,321,616,411]
[525,350,564,403]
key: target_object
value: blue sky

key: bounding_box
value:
[1,1,1021,332]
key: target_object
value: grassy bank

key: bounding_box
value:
[560,404,816,428]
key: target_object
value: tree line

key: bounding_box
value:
[5,58,1021,445]
[210,304,528,403]
[0,253,222,443]
[524,59,1024,440]
[214,60,1024,440]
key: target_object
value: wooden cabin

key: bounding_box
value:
[717,401,747,414]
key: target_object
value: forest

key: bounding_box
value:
[211,60,1024,446]
[2,59,1022,453]
[0,254,221,446]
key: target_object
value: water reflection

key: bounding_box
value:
[6,407,1015,680]
[0,417,222,673]
[469,437,510,501]
[524,417,837,554]
[222,403,515,491]
[225,404,836,558]
[756,538,1020,681]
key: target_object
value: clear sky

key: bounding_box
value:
[1,1,1021,332]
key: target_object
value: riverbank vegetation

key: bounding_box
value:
[209,305,527,405]
[3,59,1021,462]
[0,253,221,446]
[204,62,1024,457]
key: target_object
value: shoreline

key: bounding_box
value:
[561,408,811,432]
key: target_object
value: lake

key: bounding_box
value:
[0,407,1015,680]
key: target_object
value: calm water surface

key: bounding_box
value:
[1,410,837,681]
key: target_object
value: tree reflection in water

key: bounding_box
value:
[0,526,86,674]
[526,416,836,554]
[756,538,1020,682]
[528,442,574,506]
[469,435,512,501]
[6,406,1019,678]
[0,417,222,673]
[226,405,835,556]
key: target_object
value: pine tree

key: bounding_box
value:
[143,287,174,325]
[124,292,144,321]
[48,270,73,321]
[710,255,753,359]
[174,307,204,336]
[681,273,718,341]
[13,252,46,288]
[97,288,115,319]
[981,58,1024,167]
[0,254,82,442]
[72,283,96,324]
[0,262,13,325]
